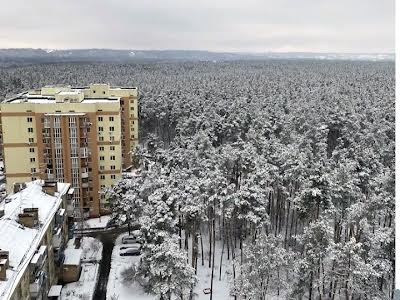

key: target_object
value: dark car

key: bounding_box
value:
[119,247,141,256]
[120,243,141,251]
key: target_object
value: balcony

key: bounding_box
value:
[66,203,74,216]
[55,208,65,227]
[30,270,46,298]
[80,148,89,158]
[53,228,62,249]
[81,172,89,178]
[81,182,89,188]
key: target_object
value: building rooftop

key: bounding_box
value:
[2,84,137,104]
[0,181,71,299]
[63,248,82,266]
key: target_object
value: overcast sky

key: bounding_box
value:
[0,0,394,53]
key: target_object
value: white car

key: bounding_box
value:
[122,232,141,244]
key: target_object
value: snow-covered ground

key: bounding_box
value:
[106,233,153,300]
[61,263,100,300]
[84,215,112,229]
[61,237,103,300]
[106,233,235,300]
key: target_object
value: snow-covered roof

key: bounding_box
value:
[64,249,82,266]
[8,96,119,104]
[0,181,71,300]
[48,285,63,297]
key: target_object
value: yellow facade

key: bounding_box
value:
[0,84,139,218]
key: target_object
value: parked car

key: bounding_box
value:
[119,247,141,256]
[122,231,141,244]
[120,243,142,251]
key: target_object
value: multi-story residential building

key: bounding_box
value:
[0,84,139,218]
[0,180,72,300]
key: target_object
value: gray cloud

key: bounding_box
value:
[0,0,394,53]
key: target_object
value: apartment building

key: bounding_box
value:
[0,84,139,218]
[0,180,72,300]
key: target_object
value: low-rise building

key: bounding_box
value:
[62,248,82,283]
[0,180,72,300]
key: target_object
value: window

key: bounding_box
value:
[100,156,104,161]
[109,126,114,131]
[100,175,105,180]
[110,146,115,151]
[31,177,36,181]
[98,116,103,122]
[30,157,35,163]
[130,100,134,103]
[29,148,35,153]
[99,136,104,141]
[110,165,116,170]
[110,136,115,142]
[100,166,105,171]
[132,120,135,124]
[101,185,105,189]
[93,90,96,94]
[109,117,114,122]
[130,107,134,110]
[98,127,103,132]
[27,117,33,122]
[111,175,116,179]
[99,146,104,151]
[131,134,135,139]
[103,91,106,95]
[29,138,34,143]
[28,128,33,133]
[110,155,115,161]
[31,168,36,173]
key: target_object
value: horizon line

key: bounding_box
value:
[0,48,395,55]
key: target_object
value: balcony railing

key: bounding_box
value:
[30,270,46,298]
[80,147,90,158]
